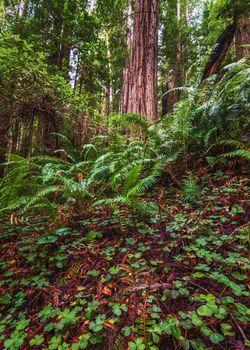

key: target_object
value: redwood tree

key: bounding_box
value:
[235,15,250,59]
[120,0,160,121]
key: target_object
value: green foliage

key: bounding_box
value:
[169,59,250,156]
[219,140,250,161]
[0,114,179,218]
[182,175,201,204]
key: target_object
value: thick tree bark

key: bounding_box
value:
[201,23,236,81]
[120,0,159,121]
[235,15,250,59]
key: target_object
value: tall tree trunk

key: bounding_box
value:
[0,115,9,177]
[47,1,76,80]
[120,1,133,113]
[165,0,188,114]
[166,54,181,114]
[161,84,168,116]
[10,116,20,153]
[121,0,159,121]
[102,31,113,116]
[20,117,34,156]
[235,15,250,59]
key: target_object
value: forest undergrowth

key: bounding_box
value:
[0,162,249,350]
[0,5,250,347]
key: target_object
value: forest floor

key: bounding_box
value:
[0,167,249,350]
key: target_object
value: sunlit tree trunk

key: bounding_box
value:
[235,15,250,59]
[121,0,159,121]
[17,0,27,18]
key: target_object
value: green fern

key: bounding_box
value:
[182,175,201,204]
[0,112,180,218]
[218,140,250,162]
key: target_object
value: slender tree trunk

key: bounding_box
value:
[121,0,159,121]
[0,115,9,177]
[20,118,34,156]
[102,31,113,116]
[120,1,133,113]
[17,0,27,19]
[166,53,181,113]
[161,84,168,116]
[10,116,20,153]
[166,0,181,114]
[235,15,250,59]
[165,0,188,114]
[47,1,76,80]
[0,85,13,176]
[180,0,188,84]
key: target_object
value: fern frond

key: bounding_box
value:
[221,149,250,161]
[126,174,158,197]
[22,185,60,211]
[94,196,157,216]
[219,139,246,149]
[123,164,143,194]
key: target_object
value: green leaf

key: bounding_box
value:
[197,305,213,317]
[30,335,45,346]
[200,326,212,336]
[88,270,100,277]
[44,323,54,332]
[128,338,145,350]
[122,326,131,337]
[220,323,232,331]
[191,312,203,326]
[49,335,62,350]
[128,342,137,350]
[236,303,249,315]
[54,227,71,235]
[0,294,11,304]
[245,340,250,347]
[209,333,224,344]
[109,266,120,275]
[214,307,228,319]
[152,333,160,344]
[171,325,182,339]
[38,235,57,244]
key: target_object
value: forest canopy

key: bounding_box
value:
[0,0,249,349]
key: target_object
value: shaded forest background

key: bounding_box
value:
[0,0,249,169]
